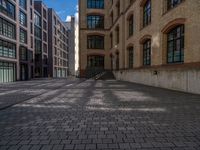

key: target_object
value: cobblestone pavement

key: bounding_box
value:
[0,79,200,150]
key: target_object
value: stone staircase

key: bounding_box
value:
[95,71,115,80]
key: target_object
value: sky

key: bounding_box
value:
[43,0,78,22]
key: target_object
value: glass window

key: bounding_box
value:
[87,15,104,29]
[34,13,41,27]
[116,1,120,17]
[0,61,16,83]
[0,39,16,59]
[167,25,184,63]
[0,17,16,39]
[20,46,27,61]
[115,26,119,44]
[87,35,104,49]
[128,47,134,68]
[34,26,42,39]
[0,0,15,19]
[143,0,151,27]
[19,0,26,10]
[19,10,27,26]
[87,55,104,68]
[20,28,27,43]
[167,0,182,10]
[128,15,134,37]
[87,0,104,9]
[143,40,151,66]
[35,39,42,54]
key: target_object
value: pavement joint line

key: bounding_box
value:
[0,79,87,111]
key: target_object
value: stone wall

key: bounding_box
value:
[114,68,200,95]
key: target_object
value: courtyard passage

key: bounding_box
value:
[0,79,200,150]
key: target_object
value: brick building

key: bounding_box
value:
[79,0,200,94]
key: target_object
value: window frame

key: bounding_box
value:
[143,0,151,27]
[87,15,104,29]
[87,0,104,9]
[87,35,105,49]
[167,25,184,63]
[143,39,151,66]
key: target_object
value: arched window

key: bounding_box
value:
[110,33,113,48]
[143,39,151,66]
[116,51,119,70]
[87,0,104,9]
[128,15,134,37]
[87,35,104,49]
[143,0,151,27]
[167,25,184,63]
[87,15,104,29]
[115,26,119,44]
[128,47,134,68]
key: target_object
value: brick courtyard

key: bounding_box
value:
[0,79,200,150]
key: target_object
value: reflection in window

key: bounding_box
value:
[20,28,27,43]
[0,39,16,59]
[0,0,15,19]
[87,15,104,29]
[19,11,27,26]
[167,25,184,63]
[0,61,16,83]
[167,0,182,10]
[143,0,151,27]
[87,0,104,9]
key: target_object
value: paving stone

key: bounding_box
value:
[0,79,200,150]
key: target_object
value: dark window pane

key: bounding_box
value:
[167,25,184,63]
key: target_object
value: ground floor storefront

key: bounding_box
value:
[0,61,16,83]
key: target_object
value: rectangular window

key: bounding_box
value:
[34,13,41,27]
[35,39,42,54]
[87,0,104,9]
[128,15,134,37]
[0,61,16,83]
[87,56,104,68]
[87,15,104,29]
[34,26,42,39]
[115,26,119,44]
[19,10,27,26]
[20,28,27,43]
[43,9,47,19]
[0,39,16,59]
[128,47,134,68]
[20,46,28,61]
[116,1,120,17]
[43,43,47,53]
[19,0,26,10]
[87,35,104,49]
[0,0,15,19]
[0,17,16,39]
[43,20,47,30]
[43,31,47,42]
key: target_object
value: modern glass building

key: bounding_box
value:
[0,0,34,83]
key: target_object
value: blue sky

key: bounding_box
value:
[43,0,78,21]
